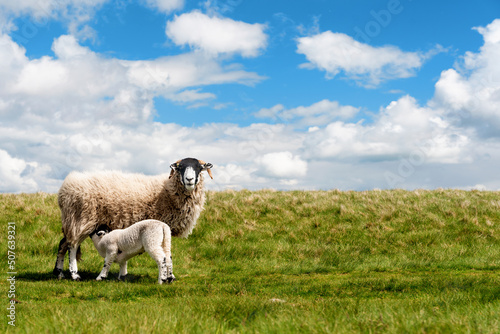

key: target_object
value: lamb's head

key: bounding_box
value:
[169,158,213,191]
[89,225,110,245]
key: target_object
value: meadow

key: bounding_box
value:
[1,189,499,333]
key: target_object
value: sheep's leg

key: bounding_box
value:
[96,251,117,281]
[53,237,68,279]
[68,244,81,281]
[118,261,128,280]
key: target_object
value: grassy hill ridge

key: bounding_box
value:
[1,189,499,333]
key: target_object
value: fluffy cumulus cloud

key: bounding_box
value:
[0,149,54,192]
[0,149,34,192]
[296,31,426,87]
[302,95,471,164]
[166,10,268,57]
[431,19,500,137]
[257,151,308,179]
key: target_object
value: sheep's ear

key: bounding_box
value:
[202,162,214,179]
[169,160,181,179]
[169,164,176,179]
[97,231,107,237]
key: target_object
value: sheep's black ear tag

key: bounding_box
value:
[203,163,213,170]
[203,163,214,179]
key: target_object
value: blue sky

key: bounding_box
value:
[1,0,500,192]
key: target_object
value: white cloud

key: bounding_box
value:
[255,99,359,127]
[474,19,500,45]
[127,53,264,92]
[210,163,259,190]
[0,0,58,19]
[2,33,263,116]
[0,0,109,35]
[257,152,308,179]
[0,149,42,192]
[253,104,285,119]
[296,31,426,87]
[14,56,69,96]
[0,34,28,91]
[144,0,184,13]
[170,89,216,103]
[166,10,268,57]
[431,19,500,137]
[52,34,90,59]
[302,95,471,165]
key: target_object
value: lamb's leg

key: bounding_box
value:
[159,256,168,284]
[96,251,117,281]
[161,225,175,283]
[154,254,175,284]
[53,237,68,279]
[68,244,81,281]
[150,249,169,284]
[118,261,128,280]
[166,255,175,284]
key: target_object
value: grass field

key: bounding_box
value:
[1,189,499,333]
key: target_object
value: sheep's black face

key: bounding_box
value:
[170,158,213,191]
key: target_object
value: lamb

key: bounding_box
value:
[90,219,175,284]
[53,158,213,280]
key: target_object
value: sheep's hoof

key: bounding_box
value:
[54,269,65,280]
[160,277,174,284]
[96,276,103,281]
[71,273,81,281]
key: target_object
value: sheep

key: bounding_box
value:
[53,158,213,280]
[89,219,175,284]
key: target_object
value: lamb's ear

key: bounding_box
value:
[202,162,214,179]
[97,231,107,237]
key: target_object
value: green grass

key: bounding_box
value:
[1,189,499,333]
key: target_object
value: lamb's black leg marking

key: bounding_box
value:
[162,257,176,284]
[160,257,168,284]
